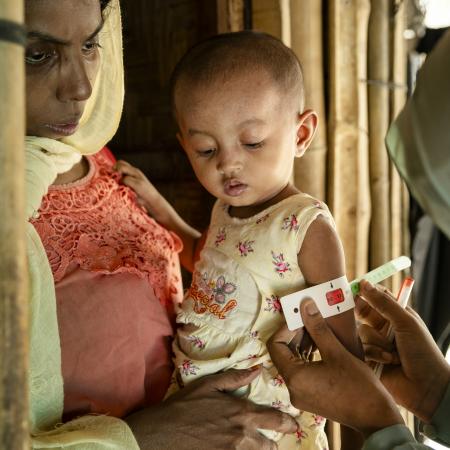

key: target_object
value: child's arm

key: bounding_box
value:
[298,215,365,449]
[298,215,362,358]
[115,160,201,272]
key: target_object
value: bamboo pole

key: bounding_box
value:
[252,0,282,38]
[328,0,371,282]
[368,0,391,286]
[217,0,245,33]
[389,0,409,293]
[290,0,327,201]
[0,1,29,449]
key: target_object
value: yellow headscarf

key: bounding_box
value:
[386,30,450,240]
[25,0,124,219]
[27,2,139,448]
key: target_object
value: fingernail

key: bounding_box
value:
[305,300,319,316]
[248,364,262,372]
[361,280,374,292]
[381,352,392,362]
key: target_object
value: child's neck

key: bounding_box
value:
[228,183,300,219]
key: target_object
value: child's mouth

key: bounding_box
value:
[223,179,247,197]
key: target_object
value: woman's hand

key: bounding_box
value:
[126,367,297,450]
[356,280,450,422]
[267,299,404,438]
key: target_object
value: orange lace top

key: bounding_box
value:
[30,149,183,419]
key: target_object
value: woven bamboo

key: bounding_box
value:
[0,1,29,448]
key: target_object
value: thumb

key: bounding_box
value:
[300,298,341,360]
[202,367,263,393]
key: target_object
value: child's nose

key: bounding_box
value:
[216,148,243,176]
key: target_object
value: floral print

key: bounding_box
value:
[212,275,236,304]
[271,400,284,410]
[295,426,308,442]
[264,294,282,313]
[180,359,200,376]
[282,214,300,232]
[271,374,285,387]
[237,240,255,256]
[187,335,206,349]
[271,251,291,277]
[214,227,226,247]
[256,213,270,224]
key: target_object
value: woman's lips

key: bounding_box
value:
[44,122,79,136]
[223,179,247,197]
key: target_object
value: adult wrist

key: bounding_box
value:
[358,396,404,439]
[419,367,450,423]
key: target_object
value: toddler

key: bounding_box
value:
[118,31,362,450]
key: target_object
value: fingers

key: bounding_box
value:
[359,281,412,330]
[299,299,341,360]
[200,367,263,394]
[115,160,139,176]
[354,295,387,331]
[358,324,394,353]
[267,328,302,379]
[248,405,298,434]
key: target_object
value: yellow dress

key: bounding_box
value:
[173,192,334,449]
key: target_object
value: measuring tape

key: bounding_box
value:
[280,256,411,330]
[350,256,411,295]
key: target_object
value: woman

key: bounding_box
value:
[25,1,296,448]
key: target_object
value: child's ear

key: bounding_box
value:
[295,110,318,157]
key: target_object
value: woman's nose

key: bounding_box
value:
[57,56,93,103]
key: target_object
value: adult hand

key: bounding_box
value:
[356,279,450,422]
[267,299,404,438]
[126,367,297,450]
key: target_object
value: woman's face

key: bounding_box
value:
[25,0,103,138]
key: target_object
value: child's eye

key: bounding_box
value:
[244,141,264,150]
[196,148,216,158]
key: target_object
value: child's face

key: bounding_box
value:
[176,71,316,214]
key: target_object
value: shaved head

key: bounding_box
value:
[171,31,305,118]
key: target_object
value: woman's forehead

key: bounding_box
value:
[25,0,102,43]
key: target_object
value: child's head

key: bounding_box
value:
[171,31,318,213]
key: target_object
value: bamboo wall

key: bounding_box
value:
[0,0,29,448]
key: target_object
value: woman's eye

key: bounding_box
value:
[25,50,54,65]
[82,41,101,53]
[196,148,216,158]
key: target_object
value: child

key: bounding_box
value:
[118,31,362,449]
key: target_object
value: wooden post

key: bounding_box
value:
[368,0,391,283]
[390,0,409,293]
[290,0,327,201]
[217,0,245,33]
[252,0,282,38]
[0,0,29,448]
[328,0,371,282]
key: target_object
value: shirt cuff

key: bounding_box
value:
[362,425,416,450]
[421,381,450,446]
